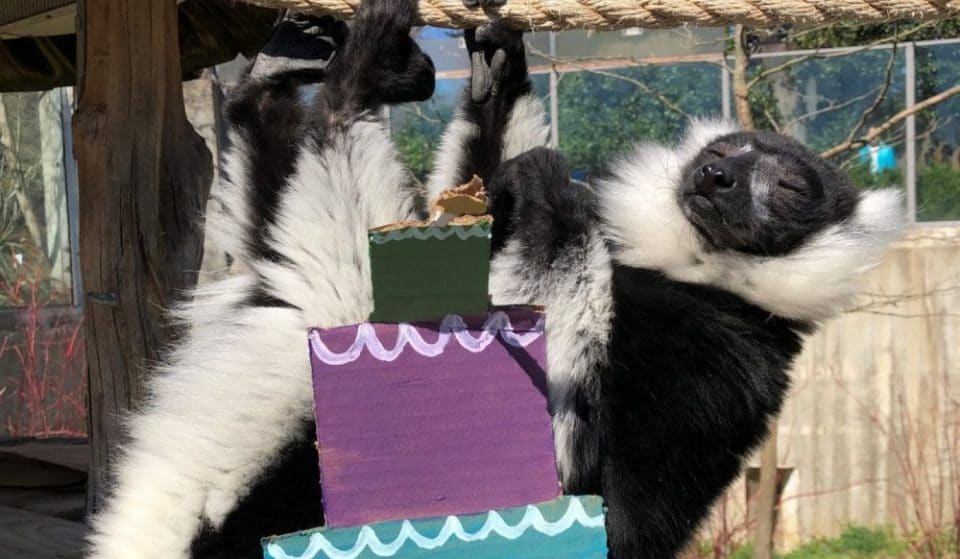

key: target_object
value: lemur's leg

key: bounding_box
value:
[88,4,434,559]
[426,21,549,196]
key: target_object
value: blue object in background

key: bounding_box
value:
[858,143,897,174]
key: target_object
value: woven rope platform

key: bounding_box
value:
[243,0,960,30]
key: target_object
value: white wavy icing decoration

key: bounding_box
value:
[265,497,604,559]
[310,311,545,365]
[369,223,491,245]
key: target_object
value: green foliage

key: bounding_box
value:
[730,542,755,559]
[725,526,905,559]
[846,163,904,191]
[781,526,905,559]
[393,124,436,181]
[790,20,960,50]
[917,163,960,221]
[747,49,906,153]
[557,64,722,174]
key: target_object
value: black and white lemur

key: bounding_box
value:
[87,2,904,558]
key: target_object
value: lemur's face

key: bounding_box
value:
[679,131,860,256]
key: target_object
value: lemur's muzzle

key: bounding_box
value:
[694,151,758,197]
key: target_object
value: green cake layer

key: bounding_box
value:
[367,222,491,323]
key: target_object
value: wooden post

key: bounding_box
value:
[73,0,212,510]
[732,25,755,131]
[730,27,779,558]
[752,425,779,559]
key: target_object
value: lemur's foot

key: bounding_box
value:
[466,22,526,103]
[463,0,508,7]
[249,11,349,81]
[331,0,436,105]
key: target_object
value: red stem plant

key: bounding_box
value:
[0,262,86,438]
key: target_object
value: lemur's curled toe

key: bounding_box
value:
[465,23,526,103]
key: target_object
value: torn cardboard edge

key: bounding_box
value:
[370,215,491,234]
[370,175,493,234]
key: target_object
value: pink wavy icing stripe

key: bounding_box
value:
[309,312,545,365]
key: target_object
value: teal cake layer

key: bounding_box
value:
[262,495,607,559]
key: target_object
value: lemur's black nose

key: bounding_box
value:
[695,164,736,194]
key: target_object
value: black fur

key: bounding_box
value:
[487,148,809,558]
[453,24,533,186]
[190,423,323,559]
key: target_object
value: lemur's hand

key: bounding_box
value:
[466,22,526,103]
[249,11,349,81]
[331,0,436,105]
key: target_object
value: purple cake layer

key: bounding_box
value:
[309,309,560,527]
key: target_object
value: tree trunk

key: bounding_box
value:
[73,0,212,511]
[732,25,755,131]
[752,426,779,559]
[731,27,779,559]
[0,95,45,252]
[39,89,70,287]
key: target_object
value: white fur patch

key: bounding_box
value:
[205,130,255,266]
[501,94,550,163]
[600,118,907,321]
[425,92,549,199]
[87,116,419,559]
[490,232,613,483]
[426,108,479,199]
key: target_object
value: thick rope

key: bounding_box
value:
[242,0,960,30]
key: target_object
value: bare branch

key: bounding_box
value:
[527,45,692,120]
[746,21,937,92]
[733,25,754,130]
[581,67,689,118]
[747,52,821,91]
[821,84,960,159]
[782,88,878,130]
[837,41,898,150]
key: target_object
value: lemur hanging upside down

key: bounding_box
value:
[86,2,904,558]
[88,3,437,558]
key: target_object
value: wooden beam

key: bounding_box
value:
[0,453,85,488]
[72,0,212,511]
[0,438,88,472]
[0,504,86,558]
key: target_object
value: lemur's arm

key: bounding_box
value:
[426,24,550,196]
[206,14,347,268]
